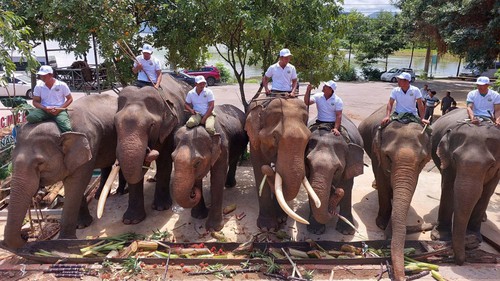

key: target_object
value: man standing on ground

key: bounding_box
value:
[424,90,440,122]
[304,80,343,136]
[27,65,73,132]
[184,75,216,135]
[262,48,298,97]
[132,43,162,88]
[466,76,500,126]
[440,91,455,115]
[381,72,428,126]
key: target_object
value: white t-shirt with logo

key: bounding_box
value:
[466,89,500,117]
[134,55,161,83]
[34,80,71,107]
[310,92,344,122]
[186,87,215,115]
[264,62,297,92]
[390,85,422,116]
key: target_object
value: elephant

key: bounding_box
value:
[3,94,118,250]
[245,96,317,230]
[111,75,190,224]
[358,105,431,281]
[305,115,364,235]
[430,108,500,265]
[171,104,248,231]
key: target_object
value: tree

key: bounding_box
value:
[354,11,405,72]
[151,0,345,110]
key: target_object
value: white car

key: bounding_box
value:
[0,73,33,99]
[380,68,416,82]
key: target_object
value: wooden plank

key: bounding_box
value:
[0,208,62,220]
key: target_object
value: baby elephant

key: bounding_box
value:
[171,104,248,231]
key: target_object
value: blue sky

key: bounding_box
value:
[342,0,399,15]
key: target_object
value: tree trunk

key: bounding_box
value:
[423,40,431,78]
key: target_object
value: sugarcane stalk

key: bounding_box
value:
[431,270,445,281]
[287,248,309,259]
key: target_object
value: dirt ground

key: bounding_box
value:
[0,79,499,280]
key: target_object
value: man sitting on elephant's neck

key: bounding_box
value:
[132,43,162,89]
[262,48,298,97]
[381,72,428,126]
[466,76,500,126]
[27,65,73,133]
[184,75,216,135]
[304,80,343,136]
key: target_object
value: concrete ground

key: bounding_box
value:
[0,79,498,280]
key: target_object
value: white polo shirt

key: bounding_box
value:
[134,55,161,83]
[310,92,343,122]
[466,89,500,117]
[186,87,215,115]
[264,62,297,92]
[34,79,71,107]
[390,85,422,116]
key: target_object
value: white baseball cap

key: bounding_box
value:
[36,65,53,75]
[396,72,412,81]
[324,80,337,90]
[195,75,206,84]
[142,43,153,53]
[475,76,490,85]
[279,48,292,57]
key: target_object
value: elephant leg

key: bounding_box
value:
[152,151,173,210]
[116,170,128,195]
[307,205,326,235]
[224,153,239,188]
[374,167,391,230]
[59,167,93,239]
[206,161,227,231]
[77,196,93,229]
[467,178,498,241]
[123,181,146,224]
[432,167,455,241]
[336,180,355,235]
[191,179,208,219]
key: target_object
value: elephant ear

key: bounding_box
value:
[437,131,451,169]
[159,103,178,144]
[344,143,364,179]
[210,134,222,167]
[60,132,92,174]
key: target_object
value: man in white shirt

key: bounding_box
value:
[262,48,298,97]
[27,65,73,132]
[381,72,428,126]
[466,76,500,126]
[304,80,343,136]
[184,76,216,135]
[132,43,162,88]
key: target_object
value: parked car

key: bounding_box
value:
[459,61,500,78]
[183,66,221,86]
[163,71,196,87]
[380,67,416,82]
[0,73,33,99]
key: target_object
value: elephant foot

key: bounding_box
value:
[225,177,237,188]
[376,215,390,230]
[257,215,284,232]
[430,226,451,241]
[205,217,224,232]
[76,213,94,229]
[465,232,482,249]
[336,216,356,235]
[122,208,146,225]
[307,215,326,235]
[191,204,209,220]
[152,198,172,211]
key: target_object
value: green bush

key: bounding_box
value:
[337,65,357,81]
[215,62,231,83]
[362,67,383,81]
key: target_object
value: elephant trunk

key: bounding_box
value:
[4,173,39,249]
[117,135,148,184]
[390,150,421,281]
[275,138,307,201]
[171,148,201,208]
[308,169,343,224]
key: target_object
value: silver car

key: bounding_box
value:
[380,68,416,82]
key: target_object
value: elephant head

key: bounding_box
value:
[115,86,178,184]
[306,127,364,227]
[4,126,92,249]
[171,126,221,208]
[433,118,500,265]
[245,97,316,229]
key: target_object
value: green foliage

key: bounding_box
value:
[215,62,231,83]
[336,64,357,82]
[361,67,383,81]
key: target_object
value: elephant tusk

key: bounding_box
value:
[302,177,321,209]
[258,174,267,197]
[97,160,120,219]
[274,172,309,225]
